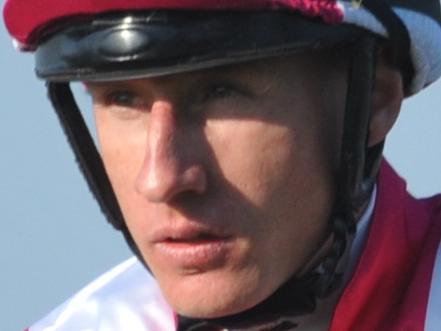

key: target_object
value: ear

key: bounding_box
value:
[368,58,404,147]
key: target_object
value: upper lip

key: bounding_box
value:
[151,222,232,243]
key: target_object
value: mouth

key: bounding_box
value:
[152,225,235,270]
[165,232,227,243]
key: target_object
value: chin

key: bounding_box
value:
[155,266,273,319]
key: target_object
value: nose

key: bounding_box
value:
[135,100,207,202]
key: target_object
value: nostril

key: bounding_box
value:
[182,164,207,195]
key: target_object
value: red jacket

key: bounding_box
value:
[329,161,441,331]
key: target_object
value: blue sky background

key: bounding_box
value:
[1,5,440,330]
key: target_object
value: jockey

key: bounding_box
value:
[3,0,441,330]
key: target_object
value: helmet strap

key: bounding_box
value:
[46,82,143,261]
[314,35,378,298]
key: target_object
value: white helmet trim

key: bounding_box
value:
[342,2,441,94]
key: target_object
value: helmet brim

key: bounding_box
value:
[35,11,365,82]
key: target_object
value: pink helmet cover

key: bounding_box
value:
[3,0,343,49]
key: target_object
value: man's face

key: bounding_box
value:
[88,52,346,318]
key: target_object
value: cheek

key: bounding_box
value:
[205,118,297,205]
[94,110,148,219]
[205,110,335,216]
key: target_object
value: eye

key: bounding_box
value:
[106,90,147,110]
[188,79,255,116]
[204,85,236,100]
[88,87,151,120]
[197,83,244,104]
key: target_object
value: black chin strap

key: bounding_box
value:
[314,35,378,298]
[46,82,142,259]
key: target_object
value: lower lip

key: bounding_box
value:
[154,238,234,270]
